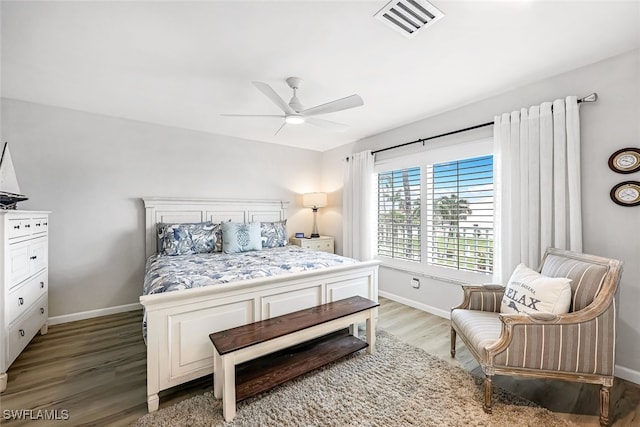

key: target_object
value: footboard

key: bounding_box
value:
[140,260,379,412]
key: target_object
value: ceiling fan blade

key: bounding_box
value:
[305,117,349,132]
[221,114,284,118]
[301,94,364,117]
[274,122,287,136]
[252,81,295,114]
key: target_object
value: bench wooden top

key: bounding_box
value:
[209,295,378,355]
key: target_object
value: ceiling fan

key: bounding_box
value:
[221,77,364,135]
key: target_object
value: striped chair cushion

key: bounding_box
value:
[540,254,609,312]
[451,310,502,361]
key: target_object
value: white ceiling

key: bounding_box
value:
[2,0,639,152]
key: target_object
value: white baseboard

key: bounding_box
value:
[615,364,640,385]
[378,290,451,320]
[48,303,142,326]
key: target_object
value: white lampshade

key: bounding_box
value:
[302,192,328,209]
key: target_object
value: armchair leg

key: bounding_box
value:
[450,328,456,358]
[599,385,611,426]
[483,376,493,414]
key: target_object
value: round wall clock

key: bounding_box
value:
[608,148,640,174]
[610,181,640,206]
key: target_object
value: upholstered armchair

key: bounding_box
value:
[450,248,623,426]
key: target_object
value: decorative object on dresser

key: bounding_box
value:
[0,142,28,210]
[289,235,334,254]
[302,192,327,238]
[0,210,49,392]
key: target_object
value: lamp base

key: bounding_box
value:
[310,233,320,238]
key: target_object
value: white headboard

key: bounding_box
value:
[143,197,289,258]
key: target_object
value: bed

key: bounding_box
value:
[139,197,379,412]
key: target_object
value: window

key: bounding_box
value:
[377,167,421,262]
[425,155,493,273]
[376,141,494,278]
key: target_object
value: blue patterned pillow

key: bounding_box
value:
[158,222,219,256]
[222,222,262,253]
[261,220,288,248]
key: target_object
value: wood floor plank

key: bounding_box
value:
[0,298,638,426]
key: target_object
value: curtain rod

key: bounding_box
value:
[354,93,598,158]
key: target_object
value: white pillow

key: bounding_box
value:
[500,263,572,315]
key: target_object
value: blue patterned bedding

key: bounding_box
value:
[143,245,358,296]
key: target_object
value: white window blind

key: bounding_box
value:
[425,155,493,273]
[377,167,421,262]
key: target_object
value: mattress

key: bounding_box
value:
[143,245,358,296]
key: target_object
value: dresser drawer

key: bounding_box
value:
[7,295,48,367]
[305,240,334,252]
[7,237,48,288]
[31,216,49,235]
[7,271,48,325]
[7,218,31,239]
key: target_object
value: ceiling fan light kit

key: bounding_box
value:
[221,77,364,135]
[285,114,305,125]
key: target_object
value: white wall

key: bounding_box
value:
[322,49,640,380]
[1,98,323,317]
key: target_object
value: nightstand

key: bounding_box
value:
[289,236,334,254]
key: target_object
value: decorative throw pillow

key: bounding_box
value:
[158,222,218,256]
[261,220,288,248]
[222,222,262,253]
[500,263,572,315]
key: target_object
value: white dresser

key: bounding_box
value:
[0,210,49,393]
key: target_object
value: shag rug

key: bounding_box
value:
[135,330,574,427]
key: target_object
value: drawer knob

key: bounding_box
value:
[44,222,48,226]
[25,224,30,228]
[40,281,45,289]
[30,255,38,260]
[35,223,41,226]
[19,329,25,337]
[18,297,24,306]
[14,225,20,229]
[40,307,45,315]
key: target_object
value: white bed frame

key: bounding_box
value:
[140,197,379,412]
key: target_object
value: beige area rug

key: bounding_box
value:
[135,330,574,427]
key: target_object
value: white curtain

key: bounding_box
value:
[343,150,375,261]
[494,96,582,282]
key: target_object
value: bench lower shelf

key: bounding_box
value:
[234,328,367,402]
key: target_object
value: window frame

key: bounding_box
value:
[374,137,494,283]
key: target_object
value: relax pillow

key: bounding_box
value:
[222,222,262,253]
[500,263,572,315]
[261,220,288,248]
[158,222,219,256]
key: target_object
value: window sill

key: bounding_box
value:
[376,257,494,286]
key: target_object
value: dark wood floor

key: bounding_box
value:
[1,297,639,426]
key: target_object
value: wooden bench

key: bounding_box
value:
[209,295,379,421]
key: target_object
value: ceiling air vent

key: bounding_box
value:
[374,0,444,39]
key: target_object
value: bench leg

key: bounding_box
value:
[366,308,377,354]
[222,355,236,422]
[213,348,223,399]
